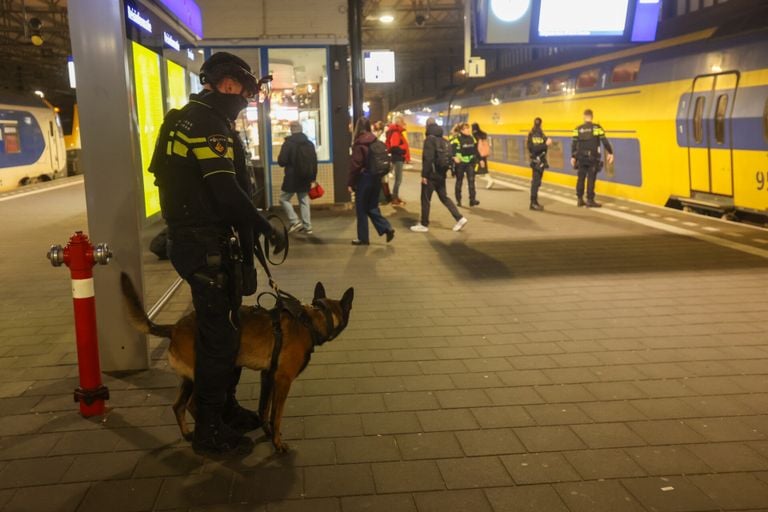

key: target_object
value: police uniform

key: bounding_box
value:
[527,127,549,209]
[571,120,613,206]
[149,53,274,455]
[452,132,479,206]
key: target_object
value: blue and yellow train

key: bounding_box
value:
[397,27,768,219]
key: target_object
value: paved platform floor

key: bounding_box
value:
[1,174,768,511]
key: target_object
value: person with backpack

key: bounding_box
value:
[277,121,318,234]
[452,123,480,207]
[348,118,395,246]
[385,116,411,205]
[411,123,467,233]
[527,117,552,211]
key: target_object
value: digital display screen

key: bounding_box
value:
[364,51,396,83]
[166,59,187,111]
[131,41,164,218]
[538,0,630,37]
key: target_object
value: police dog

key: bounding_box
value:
[120,273,353,452]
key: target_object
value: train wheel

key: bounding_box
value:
[38,175,52,182]
[18,177,31,187]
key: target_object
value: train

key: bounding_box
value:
[396,25,768,220]
[0,93,67,192]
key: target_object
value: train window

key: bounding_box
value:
[506,137,523,165]
[611,60,641,83]
[693,96,705,144]
[714,94,728,145]
[547,76,568,95]
[525,81,544,97]
[763,97,768,142]
[2,127,21,154]
[577,69,600,89]
[506,84,524,99]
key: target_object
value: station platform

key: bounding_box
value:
[1,173,767,512]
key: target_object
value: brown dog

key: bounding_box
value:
[120,273,353,452]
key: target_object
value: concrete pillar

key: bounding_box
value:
[68,0,149,371]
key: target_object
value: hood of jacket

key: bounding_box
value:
[426,123,443,138]
[354,132,377,145]
[285,132,310,144]
[387,123,406,134]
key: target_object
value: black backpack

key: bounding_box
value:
[367,139,391,176]
[433,137,453,175]
[293,140,317,182]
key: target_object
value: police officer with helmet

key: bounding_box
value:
[571,109,614,208]
[149,52,285,457]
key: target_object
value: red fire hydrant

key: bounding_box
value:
[47,231,111,417]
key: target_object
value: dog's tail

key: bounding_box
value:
[119,272,174,338]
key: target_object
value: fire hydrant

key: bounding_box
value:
[47,231,111,417]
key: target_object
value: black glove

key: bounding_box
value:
[269,228,287,256]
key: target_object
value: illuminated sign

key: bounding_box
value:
[156,0,203,39]
[127,4,152,33]
[166,60,187,110]
[163,31,180,51]
[187,48,195,61]
[131,41,164,217]
[67,56,76,88]
[364,50,396,83]
[476,0,660,45]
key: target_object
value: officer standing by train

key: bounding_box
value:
[571,109,614,207]
[149,52,285,457]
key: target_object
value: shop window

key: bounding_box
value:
[714,94,728,145]
[547,76,568,95]
[611,60,641,83]
[525,81,544,97]
[2,126,21,154]
[268,48,330,161]
[577,69,600,90]
[693,96,705,144]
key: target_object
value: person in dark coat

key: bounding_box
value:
[348,118,395,246]
[527,117,552,211]
[277,121,317,234]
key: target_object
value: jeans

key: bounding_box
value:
[280,190,311,230]
[421,176,462,226]
[356,171,392,243]
[531,163,545,202]
[455,162,476,204]
[392,161,405,200]
[576,164,598,200]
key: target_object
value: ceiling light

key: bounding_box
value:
[34,90,44,98]
[379,14,394,23]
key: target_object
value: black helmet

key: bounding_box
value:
[200,52,259,97]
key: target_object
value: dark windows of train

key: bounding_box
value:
[490,136,505,161]
[577,69,600,90]
[526,81,544,97]
[548,140,565,169]
[506,137,523,165]
[547,76,568,95]
[2,127,21,154]
[714,94,728,145]
[611,60,641,83]
[506,84,524,99]
[693,96,705,144]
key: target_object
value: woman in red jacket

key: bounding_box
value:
[385,116,411,206]
[348,118,395,245]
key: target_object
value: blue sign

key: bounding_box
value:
[155,0,203,39]
[126,4,152,33]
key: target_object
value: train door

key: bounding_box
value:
[47,119,61,174]
[686,72,738,197]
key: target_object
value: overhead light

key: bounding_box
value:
[379,14,395,23]
[34,90,44,98]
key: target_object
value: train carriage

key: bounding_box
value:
[0,94,67,192]
[397,26,768,220]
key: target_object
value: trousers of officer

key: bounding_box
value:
[576,163,598,201]
[531,162,545,202]
[455,162,476,204]
[168,227,242,419]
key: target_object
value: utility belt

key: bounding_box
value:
[575,150,604,171]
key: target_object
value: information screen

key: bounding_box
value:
[166,59,187,111]
[364,51,396,83]
[538,0,630,37]
[131,41,164,218]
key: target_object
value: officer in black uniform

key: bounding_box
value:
[149,52,284,456]
[527,117,551,211]
[571,109,614,208]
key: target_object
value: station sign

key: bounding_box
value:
[364,50,396,83]
[476,0,662,46]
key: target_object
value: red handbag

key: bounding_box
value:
[309,182,324,200]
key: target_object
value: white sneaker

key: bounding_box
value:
[452,217,468,232]
[288,222,303,234]
[410,224,429,233]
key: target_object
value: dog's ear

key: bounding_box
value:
[314,282,326,300]
[341,287,354,312]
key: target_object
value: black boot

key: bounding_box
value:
[193,410,254,457]
[585,199,602,208]
[223,398,263,434]
[530,202,543,211]
[577,197,586,207]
